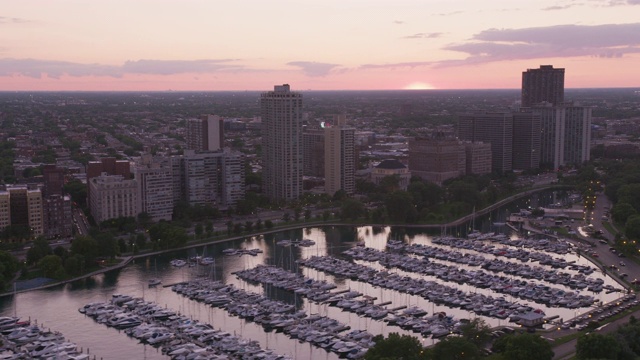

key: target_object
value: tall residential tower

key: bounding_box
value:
[261,84,303,201]
[521,65,565,107]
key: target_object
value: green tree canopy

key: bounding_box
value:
[492,334,554,360]
[432,336,481,360]
[576,333,620,360]
[38,255,65,279]
[364,333,428,360]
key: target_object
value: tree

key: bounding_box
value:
[264,220,273,229]
[38,255,65,279]
[64,179,88,209]
[244,221,253,232]
[341,199,366,221]
[385,191,418,223]
[459,318,492,348]
[612,202,637,224]
[492,334,554,360]
[432,336,480,360]
[70,235,98,265]
[282,212,291,222]
[576,333,620,360]
[294,207,302,222]
[304,209,312,221]
[64,254,85,276]
[322,210,331,222]
[195,223,204,237]
[365,333,428,360]
[624,215,640,240]
[205,221,213,235]
[26,237,52,265]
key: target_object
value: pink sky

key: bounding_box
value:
[1,1,639,91]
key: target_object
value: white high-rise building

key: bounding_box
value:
[530,103,591,168]
[261,84,303,201]
[89,174,138,223]
[175,150,245,209]
[134,155,174,222]
[324,115,355,196]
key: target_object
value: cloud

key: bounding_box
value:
[542,4,576,10]
[286,61,340,77]
[437,23,640,67]
[433,11,464,16]
[359,61,432,70]
[0,58,245,78]
[122,59,242,75]
[604,0,640,5]
[403,32,443,39]
[393,20,405,25]
[0,16,29,24]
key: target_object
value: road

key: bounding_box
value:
[550,192,640,360]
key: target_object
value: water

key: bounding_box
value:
[1,190,625,359]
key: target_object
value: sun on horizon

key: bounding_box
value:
[403,82,436,90]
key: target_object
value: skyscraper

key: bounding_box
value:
[324,115,355,196]
[458,112,513,173]
[261,84,303,201]
[521,65,565,107]
[186,114,224,152]
[512,112,541,170]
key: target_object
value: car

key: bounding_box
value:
[591,253,599,258]
[620,261,626,266]
[619,253,626,258]
[631,279,640,285]
[599,239,608,244]
[620,273,628,278]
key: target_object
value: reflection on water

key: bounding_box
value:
[1,190,623,359]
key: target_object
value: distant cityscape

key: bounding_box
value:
[0,65,639,241]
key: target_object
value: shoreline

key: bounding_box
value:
[1,184,566,297]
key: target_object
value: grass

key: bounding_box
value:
[602,221,619,236]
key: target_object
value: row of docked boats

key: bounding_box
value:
[344,245,598,308]
[276,239,315,247]
[171,280,371,358]
[299,255,550,321]
[222,248,263,257]
[234,265,458,339]
[80,294,289,360]
[428,236,591,273]
[0,316,88,359]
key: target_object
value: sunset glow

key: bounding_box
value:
[1,1,639,91]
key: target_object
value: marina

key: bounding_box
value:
[0,190,631,359]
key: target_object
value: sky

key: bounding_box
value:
[1,0,639,91]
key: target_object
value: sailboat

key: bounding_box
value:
[148,258,161,287]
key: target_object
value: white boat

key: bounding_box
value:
[148,278,161,287]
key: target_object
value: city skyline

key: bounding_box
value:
[2,0,640,91]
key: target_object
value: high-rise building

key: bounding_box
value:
[408,137,465,185]
[533,105,565,169]
[458,112,513,173]
[521,65,565,107]
[42,165,65,196]
[41,165,73,239]
[303,129,325,178]
[134,155,174,222]
[512,112,541,170]
[7,186,44,238]
[176,149,245,209]
[186,115,224,152]
[89,174,138,223]
[564,105,592,165]
[529,103,591,168]
[86,158,131,209]
[261,84,303,201]
[463,142,492,176]
[324,115,356,196]
[0,190,11,233]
